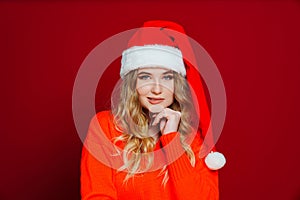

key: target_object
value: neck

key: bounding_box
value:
[148,124,161,142]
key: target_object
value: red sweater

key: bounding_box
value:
[81,111,219,200]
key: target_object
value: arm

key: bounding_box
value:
[81,145,117,200]
[160,132,219,200]
[80,113,118,200]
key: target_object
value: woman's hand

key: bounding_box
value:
[151,108,181,135]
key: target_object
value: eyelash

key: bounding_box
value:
[138,75,151,80]
[137,75,174,80]
[163,75,173,80]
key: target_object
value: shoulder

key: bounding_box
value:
[96,110,114,123]
[88,110,121,141]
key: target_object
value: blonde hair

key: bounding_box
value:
[112,69,197,183]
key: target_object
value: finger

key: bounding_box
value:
[159,118,167,133]
[162,109,181,121]
[149,105,164,126]
[152,109,166,126]
[166,109,181,119]
[152,109,182,126]
[148,113,157,126]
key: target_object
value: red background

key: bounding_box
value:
[1,1,300,200]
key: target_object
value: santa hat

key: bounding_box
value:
[120,20,225,170]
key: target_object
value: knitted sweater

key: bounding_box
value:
[81,111,219,200]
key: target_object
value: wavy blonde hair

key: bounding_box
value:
[112,69,197,183]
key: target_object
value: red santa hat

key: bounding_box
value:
[120,20,225,170]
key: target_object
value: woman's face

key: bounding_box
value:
[136,67,174,111]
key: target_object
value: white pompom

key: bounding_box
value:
[204,151,226,170]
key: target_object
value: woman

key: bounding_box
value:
[81,20,224,200]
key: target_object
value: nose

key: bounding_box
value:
[151,81,162,94]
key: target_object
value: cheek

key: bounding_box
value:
[161,82,174,96]
[136,84,151,96]
[166,91,175,102]
[160,79,174,92]
[164,83,174,103]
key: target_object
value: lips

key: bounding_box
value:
[147,97,164,104]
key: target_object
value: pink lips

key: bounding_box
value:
[147,97,164,104]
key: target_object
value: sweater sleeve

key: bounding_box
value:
[160,132,219,200]
[80,113,118,200]
[81,146,117,200]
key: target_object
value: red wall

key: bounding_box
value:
[1,1,299,200]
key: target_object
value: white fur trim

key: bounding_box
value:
[205,151,226,170]
[120,45,186,79]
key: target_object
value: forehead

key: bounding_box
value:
[137,67,174,74]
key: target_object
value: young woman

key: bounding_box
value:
[81,20,225,200]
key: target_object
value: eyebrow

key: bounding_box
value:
[162,70,174,75]
[137,70,174,75]
[138,71,151,75]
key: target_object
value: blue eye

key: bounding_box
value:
[138,75,151,80]
[163,75,174,80]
